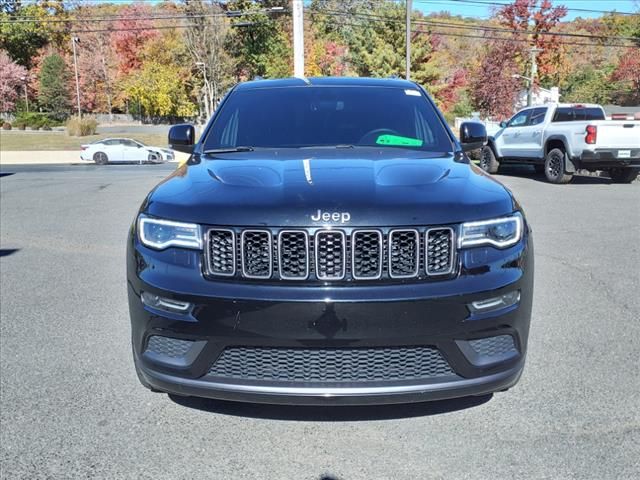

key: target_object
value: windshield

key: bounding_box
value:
[203,86,453,152]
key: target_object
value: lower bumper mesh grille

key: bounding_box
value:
[146,335,193,358]
[208,346,454,382]
[469,335,517,357]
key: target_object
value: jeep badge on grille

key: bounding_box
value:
[311,209,351,223]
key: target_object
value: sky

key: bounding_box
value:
[413,0,639,21]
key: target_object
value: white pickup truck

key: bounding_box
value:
[480,103,640,183]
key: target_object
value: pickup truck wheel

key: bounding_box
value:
[544,148,573,184]
[609,167,639,184]
[93,151,108,165]
[480,146,500,174]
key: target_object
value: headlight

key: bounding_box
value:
[459,212,523,249]
[138,214,202,250]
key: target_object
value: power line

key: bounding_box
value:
[0,7,288,24]
[311,9,639,49]
[314,8,640,45]
[423,0,639,16]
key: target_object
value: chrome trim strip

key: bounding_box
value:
[388,229,419,279]
[205,228,236,277]
[315,230,346,280]
[143,363,527,398]
[241,229,273,279]
[277,230,309,280]
[425,227,456,276]
[351,229,383,280]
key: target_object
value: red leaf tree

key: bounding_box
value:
[111,3,159,76]
[470,41,521,119]
[611,47,640,105]
[497,0,568,83]
[0,50,28,113]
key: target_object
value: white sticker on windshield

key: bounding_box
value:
[405,89,421,96]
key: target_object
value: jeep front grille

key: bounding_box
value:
[205,226,456,282]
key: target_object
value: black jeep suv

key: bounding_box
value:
[127,77,533,405]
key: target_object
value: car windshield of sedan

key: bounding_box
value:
[203,86,454,152]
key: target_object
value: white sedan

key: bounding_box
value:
[80,138,175,164]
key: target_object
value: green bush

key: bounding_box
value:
[15,122,26,130]
[14,112,62,130]
[66,116,98,136]
[2,122,11,130]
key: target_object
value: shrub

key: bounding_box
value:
[14,112,62,130]
[66,116,98,136]
[2,122,11,130]
[15,122,26,130]
[42,125,52,131]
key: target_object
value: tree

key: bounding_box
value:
[183,0,234,121]
[0,0,68,67]
[226,0,292,79]
[611,48,640,105]
[0,49,28,112]
[497,0,568,85]
[111,3,159,76]
[562,66,614,104]
[125,61,196,119]
[38,53,70,119]
[470,41,521,118]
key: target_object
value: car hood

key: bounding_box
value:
[143,148,516,227]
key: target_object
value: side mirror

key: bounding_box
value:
[169,124,195,154]
[459,122,487,152]
[500,120,508,128]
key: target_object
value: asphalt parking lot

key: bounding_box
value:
[1,164,638,479]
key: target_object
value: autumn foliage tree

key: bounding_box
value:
[111,3,159,76]
[497,0,568,85]
[470,41,521,118]
[0,50,28,113]
[611,47,640,105]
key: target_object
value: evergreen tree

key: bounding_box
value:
[38,53,70,119]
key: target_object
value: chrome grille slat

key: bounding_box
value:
[241,230,272,279]
[206,229,236,276]
[352,230,383,280]
[315,230,346,280]
[206,226,456,281]
[388,229,419,278]
[425,227,455,276]
[278,230,309,280]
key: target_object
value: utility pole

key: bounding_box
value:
[406,0,412,80]
[20,76,28,112]
[292,0,304,78]
[527,47,542,107]
[71,36,82,117]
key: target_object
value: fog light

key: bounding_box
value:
[469,291,520,313]
[141,292,192,313]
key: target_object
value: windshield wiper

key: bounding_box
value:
[203,146,254,154]
[297,144,355,149]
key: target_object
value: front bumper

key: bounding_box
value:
[127,227,533,405]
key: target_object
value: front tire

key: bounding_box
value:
[480,146,500,174]
[544,148,573,184]
[93,151,108,165]
[609,167,639,184]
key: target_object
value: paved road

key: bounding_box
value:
[1,164,639,479]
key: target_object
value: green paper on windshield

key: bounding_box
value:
[376,134,423,147]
